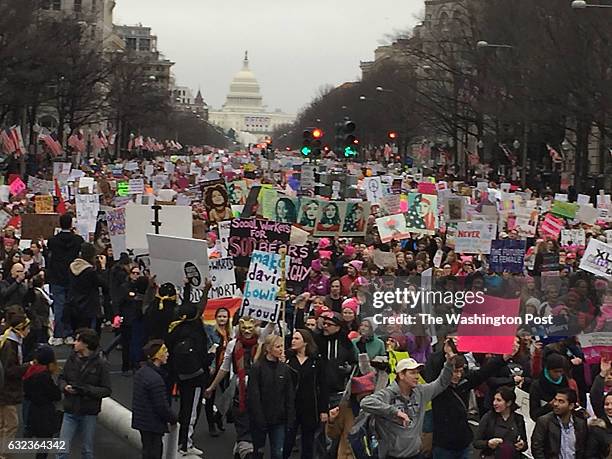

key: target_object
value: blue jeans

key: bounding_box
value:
[50,284,72,339]
[252,424,285,459]
[432,446,471,459]
[56,413,97,459]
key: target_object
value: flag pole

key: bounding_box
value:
[277,245,288,338]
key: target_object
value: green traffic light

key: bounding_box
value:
[344,146,357,157]
[301,146,312,156]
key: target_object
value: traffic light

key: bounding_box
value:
[388,131,398,140]
[342,120,358,158]
[301,127,323,158]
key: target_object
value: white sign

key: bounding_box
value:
[128,178,145,195]
[217,220,231,258]
[560,229,586,247]
[364,177,384,204]
[147,234,209,288]
[579,239,612,278]
[75,194,100,234]
[208,257,239,299]
[455,222,497,254]
[125,205,192,250]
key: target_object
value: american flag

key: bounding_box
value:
[67,131,86,153]
[467,151,480,166]
[546,144,564,164]
[9,126,25,155]
[39,133,63,156]
[0,129,16,154]
[498,143,517,165]
[134,135,144,148]
[539,213,565,238]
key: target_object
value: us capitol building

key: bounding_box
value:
[208,52,295,144]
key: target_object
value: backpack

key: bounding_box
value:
[348,410,379,459]
[172,337,204,381]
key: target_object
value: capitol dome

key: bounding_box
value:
[222,51,264,112]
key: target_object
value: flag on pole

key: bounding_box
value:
[9,126,25,155]
[0,129,16,154]
[54,178,66,215]
[39,134,62,156]
[546,144,564,164]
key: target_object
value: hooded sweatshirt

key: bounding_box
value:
[68,258,104,319]
[47,230,84,286]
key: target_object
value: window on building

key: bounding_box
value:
[74,0,81,12]
[52,0,61,10]
[126,38,137,50]
[139,38,151,51]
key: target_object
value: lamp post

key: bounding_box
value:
[476,40,513,49]
[571,0,612,8]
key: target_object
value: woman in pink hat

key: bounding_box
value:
[340,260,362,297]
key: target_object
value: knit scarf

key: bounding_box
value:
[233,335,258,412]
[156,294,177,310]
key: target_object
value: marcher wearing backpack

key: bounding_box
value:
[166,301,213,457]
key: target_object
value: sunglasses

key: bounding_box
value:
[323,321,338,327]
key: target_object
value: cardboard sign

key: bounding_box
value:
[376,214,410,243]
[21,213,59,240]
[228,218,291,269]
[579,239,612,277]
[9,177,26,196]
[35,195,54,214]
[240,250,290,322]
[147,234,209,288]
[489,240,526,273]
[286,244,315,293]
[455,222,497,254]
[125,205,193,250]
[539,213,565,238]
[560,229,586,247]
[75,194,100,234]
[372,249,399,269]
[208,257,239,299]
[551,201,578,219]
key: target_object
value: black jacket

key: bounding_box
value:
[474,410,528,459]
[23,287,51,330]
[67,258,106,320]
[47,231,84,287]
[529,374,569,421]
[586,417,611,459]
[117,280,146,325]
[0,278,27,312]
[313,330,357,398]
[286,352,328,430]
[23,365,62,437]
[247,358,295,429]
[432,356,506,450]
[132,362,177,433]
[166,317,212,384]
[59,350,111,416]
[531,412,587,459]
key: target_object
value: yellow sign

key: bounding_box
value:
[35,195,54,214]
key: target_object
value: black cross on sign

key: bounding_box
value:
[151,205,163,234]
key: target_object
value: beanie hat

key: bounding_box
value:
[545,353,567,371]
[158,282,176,298]
[311,260,322,272]
[321,310,343,326]
[318,238,331,250]
[342,298,359,314]
[207,232,218,243]
[319,250,332,260]
[348,260,363,272]
[178,302,198,321]
[344,245,356,257]
[34,345,56,366]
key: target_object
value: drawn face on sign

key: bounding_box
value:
[184,262,201,288]
[368,179,379,193]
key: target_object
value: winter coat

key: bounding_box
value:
[59,350,111,416]
[531,411,587,459]
[23,287,51,330]
[314,330,357,399]
[23,365,62,437]
[247,358,295,429]
[0,331,28,405]
[67,258,106,320]
[0,278,28,312]
[586,417,611,459]
[47,231,84,287]
[433,356,507,450]
[165,317,212,384]
[352,335,386,360]
[117,280,146,326]
[286,352,328,430]
[131,362,177,434]
[474,410,528,459]
[360,361,453,459]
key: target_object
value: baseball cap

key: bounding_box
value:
[395,358,424,373]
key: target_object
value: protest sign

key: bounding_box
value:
[0,210,11,229]
[286,244,315,292]
[340,201,370,237]
[240,250,289,322]
[489,240,526,273]
[106,207,126,259]
[515,388,536,459]
[75,194,100,234]
[289,226,309,246]
[21,213,59,240]
[28,177,53,195]
[227,180,248,205]
[376,214,410,243]
[53,162,71,177]
[300,165,315,192]
[417,182,437,195]
[147,234,209,288]
[128,178,144,195]
[579,239,612,277]
[560,229,586,247]
[9,177,25,196]
[217,219,231,257]
[577,333,612,364]
[551,201,578,219]
[296,198,320,233]
[514,207,539,237]
[457,296,520,354]
[125,205,192,250]
[228,218,291,268]
[373,249,399,269]
[117,181,129,197]
[405,193,437,235]
[208,257,239,299]
[444,196,465,223]
[455,222,497,254]
[201,179,232,223]
[259,188,278,220]
[35,195,54,214]
[315,201,346,236]
[270,196,299,224]
[378,194,401,216]
[577,204,598,225]
[539,213,565,238]
[364,176,384,203]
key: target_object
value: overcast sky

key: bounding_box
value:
[114,0,422,114]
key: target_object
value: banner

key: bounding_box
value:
[577,333,612,365]
[147,234,209,289]
[489,240,526,273]
[208,257,239,299]
[455,222,497,254]
[579,239,612,278]
[240,250,289,322]
[228,218,291,268]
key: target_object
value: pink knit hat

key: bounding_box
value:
[319,250,333,260]
[311,260,322,272]
[344,245,356,257]
[318,238,331,249]
[342,298,359,314]
[347,260,363,272]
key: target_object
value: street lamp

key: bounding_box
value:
[375,86,393,93]
[572,0,612,8]
[476,40,513,49]
[359,95,367,101]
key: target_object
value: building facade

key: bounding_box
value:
[208,52,294,142]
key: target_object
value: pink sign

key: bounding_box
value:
[418,182,437,195]
[456,295,520,355]
[9,177,26,196]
